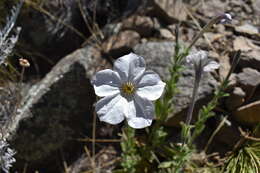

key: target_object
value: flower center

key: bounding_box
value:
[121,82,135,95]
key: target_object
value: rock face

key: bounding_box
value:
[133,41,218,126]
[225,87,246,111]
[122,15,155,37]
[8,46,100,172]
[236,68,260,101]
[235,23,259,36]
[134,42,173,79]
[239,51,260,73]
[237,68,260,88]
[151,0,188,23]
[18,0,145,76]
[67,146,118,173]
[102,30,140,56]
[233,100,260,125]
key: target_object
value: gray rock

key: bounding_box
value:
[237,68,260,90]
[239,50,260,71]
[133,41,218,126]
[235,23,259,35]
[196,0,227,18]
[19,0,145,76]
[236,68,260,102]
[253,0,260,15]
[7,46,100,172]
[151,0,187,23]
[158,28,175,40]
[225,87,246,111]
[67,146,117,173]
[122,15,155,37]
[102,30,140,56]
[133,41,174,79]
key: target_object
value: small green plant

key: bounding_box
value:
[222,125,260,173]
[90,12,257,173]
[115,14,236,173]
[223,141,260,173]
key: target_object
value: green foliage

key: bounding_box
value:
[223,141,260,173]
[155,41,188,124]
[158,143,194,172]
[192,51,241,143]
[120,126,141,173]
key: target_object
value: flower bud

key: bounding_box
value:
[19,58,30,68]
[219,13,232,24]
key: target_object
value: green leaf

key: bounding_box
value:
[158,161,175,168]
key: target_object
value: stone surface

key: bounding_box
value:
[122,15,155,37]
[68,146,118,173]
[133,41,173,80]
[235,23,259,35]
[196,0,227,18]
[133,41,218,126]
[158,28,175,40]
[227,74,237,89]
[253,0,260,15]
[232,100,260,125]
[19,0,145,76]
[152,0,187,23]
[233,36,255,51]
[8,46,100,172]
[238,49,260,71]
[225,87,246,111]
[237,68,260,88]
[236,68,260,100]
[211,53,230,79]
[102,30,140,56]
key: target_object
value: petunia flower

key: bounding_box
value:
[91,53,166,129]
[186,50,219,73]
[219,13,232,24]
[185,50,219,126]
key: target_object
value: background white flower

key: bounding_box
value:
[92,53,166,129]
[185,50,220,126]
[186,50,219,72]
[220,13,232,24]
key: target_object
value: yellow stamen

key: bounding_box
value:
[121,82,135,95]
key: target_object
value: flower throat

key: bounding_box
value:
[121,82,135,95]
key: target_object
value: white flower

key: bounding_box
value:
[185,51,219,126]
[220,13,232,24]
[92,53,166,129]
[186,50,219,72]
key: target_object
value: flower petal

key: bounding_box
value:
[203,60,219,72]
[136,71,166,101]
[220,13,232,24]
[113,53,146,82]
[95,94,127,125]
[126,95,154,129]
[128,118,152,129]
[91,69,121,97]
[186,51,207,64]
